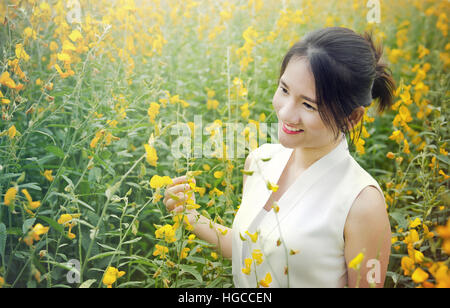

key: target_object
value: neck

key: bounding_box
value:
[291,134,343,172]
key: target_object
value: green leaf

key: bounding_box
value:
[179,264,203,283]
[105,181,121,199]
[122,237,142,245]
[437,154,450,166]
[0,223,6,259]
[22,218,36,234]
[79,279,97,288]
[94,153,116,177]
[46,145,65,159]
[206,276,225,288]
[88,167,102,183]
[87,250,125,262]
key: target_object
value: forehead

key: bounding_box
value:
[281,57,316,102]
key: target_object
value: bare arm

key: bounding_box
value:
[344,185,392,288]
[163,153,252,259]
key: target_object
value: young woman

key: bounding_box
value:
[163,27,394,288]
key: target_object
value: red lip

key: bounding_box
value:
[282,124,304,135]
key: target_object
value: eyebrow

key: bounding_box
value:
[279,78,317,105]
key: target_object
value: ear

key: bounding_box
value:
[346,106,365,131]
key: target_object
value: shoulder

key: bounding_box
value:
[344,185,389,235]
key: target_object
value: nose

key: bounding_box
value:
[277,98,302,126]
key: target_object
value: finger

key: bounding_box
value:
[164,183,190,201]
[172,205,185,214]
[165,196,185,212]
[167,175,188,188]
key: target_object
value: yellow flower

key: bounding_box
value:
[388,48,403,64]
[23,27,37,40]
[386,152,395,159]
[389,130,404,144]
[54,63,74,78]
[172,214,194,231]
[8,58,27,81]
[252,249,263,265]
[218,227,228,235]
[401,256,415,276]
[399,105,412,122]
[409,218,421,229]
[62,40,76,52]
[258,272,272,288]
[25,223,49,246]
[49,41,58,52]
[403,229,420,247]
[272,202,280,213]
[207,99,219,110]
[149,175,172,189]
[240,102,250,119]
[242,258,252,275]
[436,218,450,239]
[155,224,176,243]
[437,218,450,255]
[289,249,300,255]
[43,170,54,182]
[0,72,17,89]
[69,29,83,42]
[67,224,76,239]
[439,169,450,181]
[15,43,30,62]
[21,189,41,210]
[411,249,424,263]
[180,247,190,260]
[102,266,126,288]
[211,252,218,260]
[147,102,160,123]
[348,252,364,270]
[8,125,17,139]
[187,234,196,244]
[90,130,105,148]
[411,268,429,284]
[206,88,215,98]
[4,187,17,206]
[245,230,258,243]
[403,139,410,154]
[58,214,74,226]
[417,45,430,59]
[0,276,4,288]
[144,144,158,166]
[153,244,169,259]
[213,171,224,179]
[266,181,279,192]
[433,263,450,287]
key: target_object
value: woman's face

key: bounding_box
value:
[272,57,339,150]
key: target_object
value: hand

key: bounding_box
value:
[163,175,199,222]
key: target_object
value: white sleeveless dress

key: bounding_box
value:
[232,135,385,288]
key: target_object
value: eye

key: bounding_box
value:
[303,102,316,111]
[280,86,288,95]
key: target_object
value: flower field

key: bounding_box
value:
[0,0,449,288]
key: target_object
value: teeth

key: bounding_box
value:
[285,124,303,132]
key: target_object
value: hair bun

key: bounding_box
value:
[361,30,397,113]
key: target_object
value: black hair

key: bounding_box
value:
[278,27,396,146]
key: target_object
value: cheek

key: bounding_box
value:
[272,92,281,112]
[304,113,328,131]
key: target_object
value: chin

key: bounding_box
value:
[277,131,303,148]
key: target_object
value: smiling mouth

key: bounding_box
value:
[282,123,304,134]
